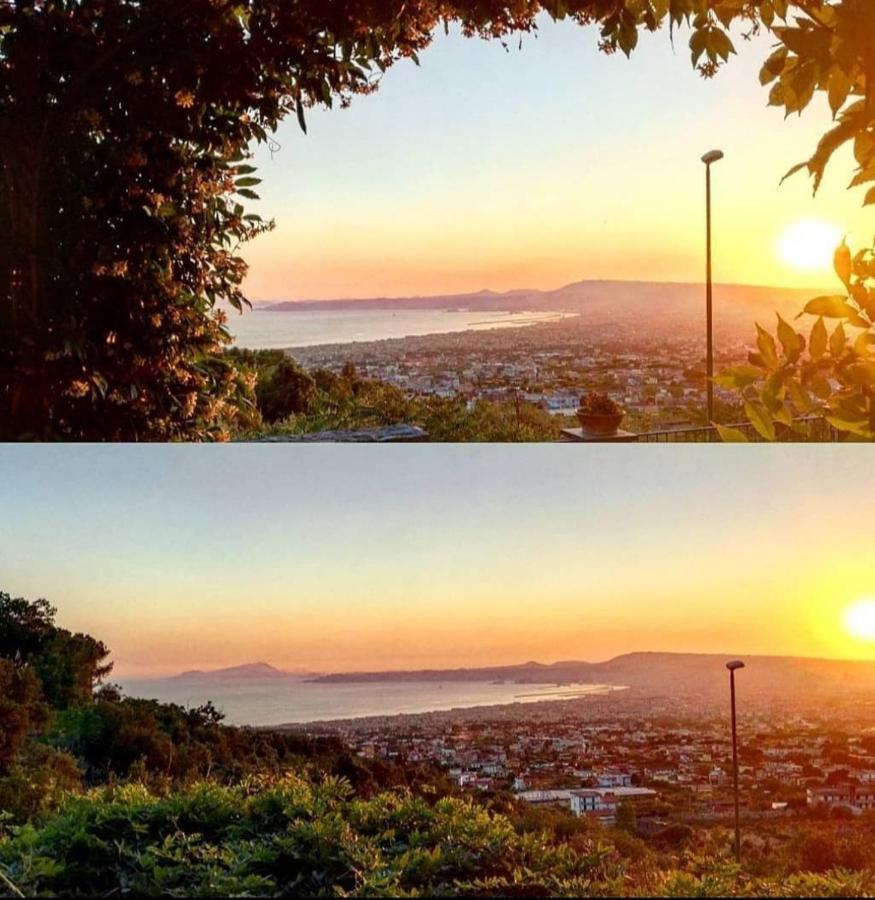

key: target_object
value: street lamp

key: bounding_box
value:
[702,149,724,426]
[726,658,745,863]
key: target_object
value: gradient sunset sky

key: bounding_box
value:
[241,15,873,302]
[2,445,874,678]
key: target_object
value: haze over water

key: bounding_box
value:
[120,678,620,727]
[227,308,570,349]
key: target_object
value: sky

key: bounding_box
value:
[240,14,874,302]
[2,445,874,677]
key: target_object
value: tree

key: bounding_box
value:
[0,659,48,772]
[33,629,114,710]
[0,592,57,663]
[256,357,315,423]
[798,832,839,873]
[2,1,874,438]
[0,591,112,708]
[615,800,638,835]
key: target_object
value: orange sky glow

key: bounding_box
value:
[240,18,873,303]
[2,446,874,679]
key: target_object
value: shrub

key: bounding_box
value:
[0,775,614,897]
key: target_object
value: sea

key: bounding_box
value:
[119,678,621,727]
[226,307,570,350]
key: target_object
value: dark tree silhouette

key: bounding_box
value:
[257,357,315,423]
[0,591,112,708]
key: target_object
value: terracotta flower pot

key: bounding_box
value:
[576,410,625,436]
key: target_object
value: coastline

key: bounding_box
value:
[226,308,576,352]
[264,683,631,733]
[280,312,577,354]
[121,677,625,729]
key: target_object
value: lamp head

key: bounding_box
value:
[726,659,745,671]
[702,150,725,165]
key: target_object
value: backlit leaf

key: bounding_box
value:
[743,400,776,441]
[716,424,749,443]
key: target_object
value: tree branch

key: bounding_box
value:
[0,867,24,899]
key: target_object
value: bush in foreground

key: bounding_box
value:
[3,774,875,898]
[0,774,615,897]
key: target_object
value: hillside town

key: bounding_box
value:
[286,312,754,432]
[291,688,875,831]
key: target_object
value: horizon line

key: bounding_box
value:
[119,648,875,681]
[245,275,832,308]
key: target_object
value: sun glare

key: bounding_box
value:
[776,220,844,272]
[843,598,875,643]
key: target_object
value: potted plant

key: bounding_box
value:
[576,391,625,436]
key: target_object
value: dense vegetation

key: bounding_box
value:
[0,591,449,825]
[227,349,561,441]
[3,1,875,439]
[5,589,875,896]
[4,775,875,898]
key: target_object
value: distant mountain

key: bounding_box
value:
[171,662,307,681]
[262,279,824,324]
[310,652,875,702]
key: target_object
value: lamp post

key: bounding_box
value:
[726,658,745,863]
[702,150,724,426]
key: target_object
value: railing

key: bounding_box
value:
[561,417,845,443]
[632,417,841,443]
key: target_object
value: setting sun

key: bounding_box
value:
[776,220,844,272]
[843,598,875,643]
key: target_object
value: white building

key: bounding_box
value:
[516,789,572,807]
[596,770,633,788]
[570,790,612,817]
[569,787,657,822]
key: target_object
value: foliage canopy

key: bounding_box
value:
[2,0,874,438]
[0,592,111,710]
[4,775,875,897]
[0,591,451,822]
[231,352,562,440]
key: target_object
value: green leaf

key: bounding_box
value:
[755,324,779,370]
[809,316,828,361]
[855,332,875,356]
[830,321,847,357]
[776,314,803,358]
[760,47,788,85]
[713,364,763,389]
[828,69,853,116]
[809,374,832,400]
[708,28,735,63]
[825,415,873,438]
[772,403,792,427]
[835,241,852,287]
[787,379,814,414]
[689,28,707,66]
[716,424,749,443]
[91,373,109,398]
[799,295,855,319]
[842,362,875,387]
[744,400,776,441]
